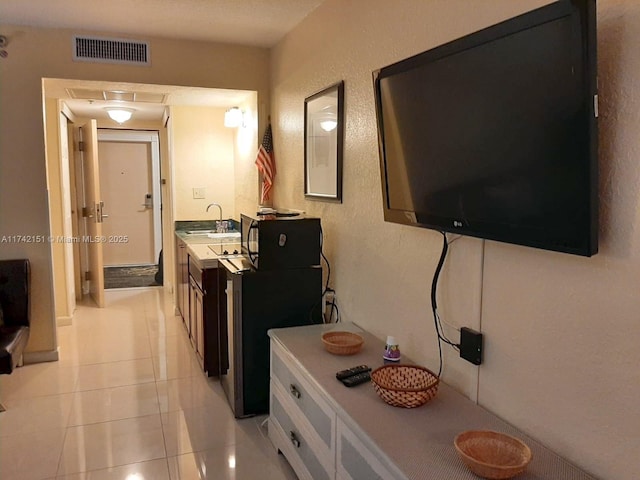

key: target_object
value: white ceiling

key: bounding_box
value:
[0,0,324,48]
[16,1,325,123]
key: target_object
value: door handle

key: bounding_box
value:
[96,201,108,222]
[289,431,301,449]
[289,384,301,399]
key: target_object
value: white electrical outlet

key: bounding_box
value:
[192,187,206,199]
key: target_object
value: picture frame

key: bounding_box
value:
[304,81,344,202]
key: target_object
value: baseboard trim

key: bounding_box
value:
[23,349,59,364]
[56,315,73,327]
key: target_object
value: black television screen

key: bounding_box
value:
[374,0,598,256]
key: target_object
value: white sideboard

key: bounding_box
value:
[268,323,597,480]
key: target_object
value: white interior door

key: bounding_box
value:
[58,111,76,313]
[80,120,105,307]
[97,130,162,266]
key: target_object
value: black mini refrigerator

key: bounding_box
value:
[219,256,322,418]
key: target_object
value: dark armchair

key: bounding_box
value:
[0,259,31,412]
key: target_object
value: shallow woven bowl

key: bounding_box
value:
[454,430,532,479]
[321,331,364,355]
[370,364,439,408]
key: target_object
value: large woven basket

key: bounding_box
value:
[370,364,439,408]
[454,430,532,479]
[321,331,364,355]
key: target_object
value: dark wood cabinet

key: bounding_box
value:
[189,275,204,365]
[175,233,228,377]
[216,266,229,376]
[175,236,189,325]
[188,257,226,377]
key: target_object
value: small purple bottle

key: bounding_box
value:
[383,336,401,362]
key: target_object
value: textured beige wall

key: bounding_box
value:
[0,24,269,355]
[269,0,638,478]
[233,91,261,221]
[171,105,236,221]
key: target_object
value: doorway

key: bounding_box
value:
[97,129,162,289]
[44,77,258,314]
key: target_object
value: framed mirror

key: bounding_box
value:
[304,81,344,202]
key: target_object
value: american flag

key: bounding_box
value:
[255,123,276,203]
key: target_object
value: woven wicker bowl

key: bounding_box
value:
[370,364,439,408]
[321,331,364,355]
[454,430,532,479]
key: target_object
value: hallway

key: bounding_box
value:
[0,288,297,479]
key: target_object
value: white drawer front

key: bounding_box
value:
[337,418,404,480]
[271,342,335,452]
[271,384,333,480]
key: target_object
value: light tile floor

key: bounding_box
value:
[0,287,298,480]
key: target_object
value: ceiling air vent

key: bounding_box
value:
[73,35,150,66]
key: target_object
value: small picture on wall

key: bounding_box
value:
[304,81,344,202]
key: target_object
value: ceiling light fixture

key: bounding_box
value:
[224,107,244,128]
[105,107,134,124]
[320,120,338,132]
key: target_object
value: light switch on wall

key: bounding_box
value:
[192,187,206,199]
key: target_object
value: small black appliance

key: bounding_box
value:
[241,213,321,269]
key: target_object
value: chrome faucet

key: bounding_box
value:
[206,203,223,231]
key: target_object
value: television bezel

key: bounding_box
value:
[373,0,598,256]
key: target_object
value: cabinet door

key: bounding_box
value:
[202,266,223,377]
[336,418,404,480]
[175,237,188,321]
[188,278,195,345]
[196,286,205,359]
[175,238,181,315]
[189,278,205,367]
[271,342,335,454]
[270,382,333,480]
[215,266,228,375]
[182,250,189,325]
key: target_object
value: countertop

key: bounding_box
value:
[175,229,242,269]
[268,323,596,480]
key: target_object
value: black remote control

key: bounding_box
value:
[336,365,371,381]
[341,371,371,387]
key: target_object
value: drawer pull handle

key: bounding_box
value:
[289,384,301,399]
[290,431,301,448]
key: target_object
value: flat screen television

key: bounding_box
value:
[374,0,598,256]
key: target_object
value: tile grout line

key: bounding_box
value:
[3,288,291,479]
[148,288,174,478]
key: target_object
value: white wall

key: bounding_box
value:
[269,1,639,478]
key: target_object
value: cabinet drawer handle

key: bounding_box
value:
[289,384,301,399]
[290,431,301,448]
